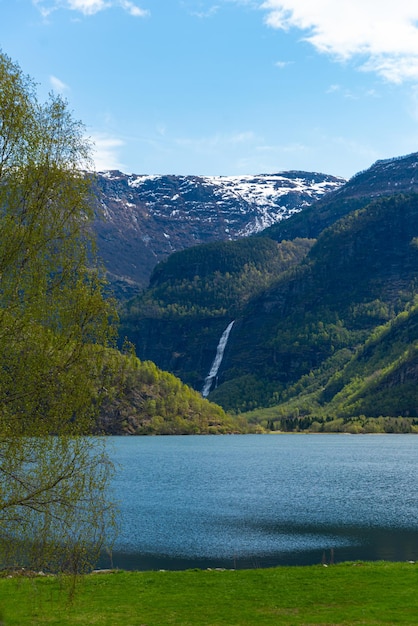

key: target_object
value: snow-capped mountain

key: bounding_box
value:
[92,170,345,297]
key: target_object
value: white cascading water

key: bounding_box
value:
[201,321,235,397]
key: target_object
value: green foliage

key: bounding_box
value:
[98,350,249,435]
[245,303,418,431]
[209,374,282,413]
[149,236,313,283]
[0,52,117,573]
[123,237,314,321]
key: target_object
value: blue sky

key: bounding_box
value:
[2,1,418,179]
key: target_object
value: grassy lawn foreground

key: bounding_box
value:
[0,562,417,625]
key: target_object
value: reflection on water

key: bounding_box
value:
[101,434,418,570]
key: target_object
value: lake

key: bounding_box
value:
[102,434,418,571]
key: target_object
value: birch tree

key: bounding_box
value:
[0,51,116,572]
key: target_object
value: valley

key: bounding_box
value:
[111,152,418,432]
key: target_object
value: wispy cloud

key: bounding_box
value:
[193,6,219,18]
[325,84,357,100]
[176,131,257,151]
[259,1,418,83]
[275,60,292,69]
[90,133,125,171]
[118,0,148,17]
[33,0,149,18]
[180,2,219,18]
[326,84,380,100]
[49,75,70,93]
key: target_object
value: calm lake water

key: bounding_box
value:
[101,434,418,571]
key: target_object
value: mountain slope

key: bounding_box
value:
[119,237,315,391]
[322,304,418,417]
[260,153,418,246]
[97,349,247,435]
[209,192,418,410]
[261,152,418,244]
[121,190,418,413]
[246,303,418,432]
[92,170,344,297]
[116,151,418,423]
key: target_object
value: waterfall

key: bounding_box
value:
[201,321,235,398]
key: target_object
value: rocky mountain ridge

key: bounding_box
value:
[262,151,418,243]
[92,170,345,297]
[337,152,418,199]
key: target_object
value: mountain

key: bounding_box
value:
[261,151,418,243]
[91,170,344,297]
[119,152,418,424]
[210,192,418,409]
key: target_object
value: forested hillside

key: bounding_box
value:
[120,237,314,390]
[97,349,247,435]
[210,193,418,410]
[120,185,418,427]
[246,302,418,433]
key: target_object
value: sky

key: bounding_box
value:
[2,1,418,179]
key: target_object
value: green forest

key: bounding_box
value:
[120,191,418,433]
[98,349,252,435]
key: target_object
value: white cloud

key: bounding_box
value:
[33,0,149,17]
[90,134,125,171]
[275,60,292,68]
[118,0,149,17]
[176,131,257,151]
[180,2,219,18]
[326,84,380,100]
[259,1,418,83]
[192,6,220,18]
[49,75,70,93]
[67,0,109,13]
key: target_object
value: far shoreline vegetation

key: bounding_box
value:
[96,352,418,435]
[96,349,418,435]
[244,413,418,435]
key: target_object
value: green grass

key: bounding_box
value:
[1,562,418,625]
